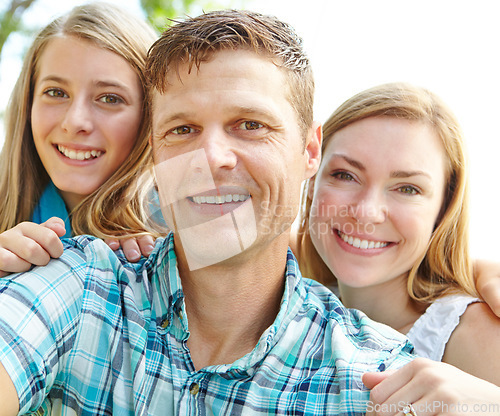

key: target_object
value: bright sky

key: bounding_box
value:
[0,0,498,259]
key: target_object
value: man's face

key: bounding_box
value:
[151,49,320,270]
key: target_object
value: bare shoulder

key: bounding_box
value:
[443,301,500,385]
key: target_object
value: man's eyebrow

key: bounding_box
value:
[154,106,280,128]
[154,112,194,129]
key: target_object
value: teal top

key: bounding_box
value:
[31,181,72,238]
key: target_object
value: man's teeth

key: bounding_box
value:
[57,145,102,160]
[338,230,389,249]
[191,194,250,204]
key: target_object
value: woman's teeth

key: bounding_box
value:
[57,145,102,161]
[338,230,389,249]
[192,194,250,204]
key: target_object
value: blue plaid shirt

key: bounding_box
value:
[0,233,414,415]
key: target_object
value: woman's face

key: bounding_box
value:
[31,36,143,210]
[309,116,447,290]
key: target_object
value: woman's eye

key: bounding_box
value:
[398,185,419,195]
[99,94,123,104]
[45,89,67,98]
[239,120,263,130]
[331,171,355,181]
[171,126,194,135]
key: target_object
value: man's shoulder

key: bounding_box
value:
[300,278,415,367]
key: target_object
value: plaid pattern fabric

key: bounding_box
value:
[0,233,414,415]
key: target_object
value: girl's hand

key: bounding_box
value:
[105,235,155,262]
[0,217,66,278]
[474,259,500,318]
[363,357,500,415]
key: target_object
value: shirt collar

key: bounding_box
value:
[146,233,307,375]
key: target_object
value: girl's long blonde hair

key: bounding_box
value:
[296,82,477,303]
[0,2,159,238]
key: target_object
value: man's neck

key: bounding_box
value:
[176,234,289,370]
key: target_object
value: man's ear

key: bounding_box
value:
[304,121,322,180]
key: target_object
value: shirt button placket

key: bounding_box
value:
[189,382,200,396]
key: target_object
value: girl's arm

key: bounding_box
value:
[0,217,65,277]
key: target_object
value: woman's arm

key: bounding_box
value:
[364,358,500,416]
[443,301,500,385]
[474,259,500,318]
[0,362,19,416]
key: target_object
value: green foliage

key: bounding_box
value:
[140,0,241,33]
[0,0,37,58]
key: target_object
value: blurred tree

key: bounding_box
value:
[141,0,239,32]
[0,0,242,66]
[0,0,37,61]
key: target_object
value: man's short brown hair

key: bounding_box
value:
[146,9,314,137]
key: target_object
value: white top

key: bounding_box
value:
[407,293,480,361]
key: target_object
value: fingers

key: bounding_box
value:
[363,370,395,390]
[136,235,155,257]
[41,217,67,238]
[0,222,65,275]
[105,235,156,263]
[104,239,120,251]
[365,359,432,416]
[121,238,141,262]
[475,259,500,317]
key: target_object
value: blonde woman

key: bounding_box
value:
[296,82,500,414]
[0,2,160,276]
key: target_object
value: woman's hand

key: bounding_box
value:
[474,259,500,318]
[105,235,155,262]
[363,357,500,415]
[0,217,66,278]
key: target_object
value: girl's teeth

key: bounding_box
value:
[57,145,102,160]
[192,194,249,204]
[339,230,388,249]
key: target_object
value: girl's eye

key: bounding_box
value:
[331,171,355,181]
[398,185,420,195]
[45,88,67,98]
[171,126,194,135]
[99,94,123,104]
[239,120,263,130]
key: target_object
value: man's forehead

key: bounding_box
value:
[151,50,294,119]
[159,49,285,89]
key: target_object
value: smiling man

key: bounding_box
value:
[0,10,414,415]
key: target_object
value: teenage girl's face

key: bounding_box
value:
[308,116,447,291]
[31,36,143,210]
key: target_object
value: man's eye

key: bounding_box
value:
[172,126,194,135]
[99,94,123,104]
[45,89,67,98]
[239,121,263,130]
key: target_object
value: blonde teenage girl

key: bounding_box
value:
[0,2,161,277]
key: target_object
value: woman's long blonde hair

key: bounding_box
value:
[0,2,159,238]
[297,82,477,303]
